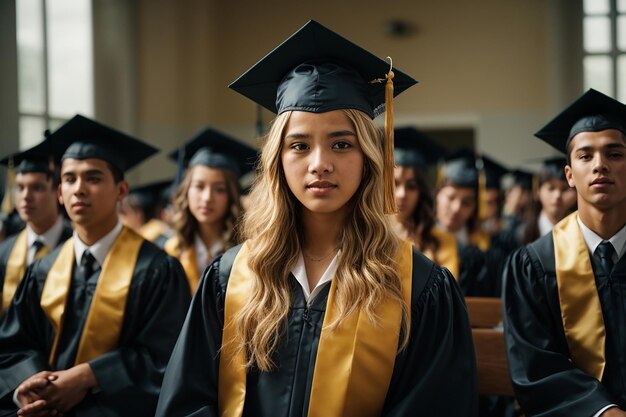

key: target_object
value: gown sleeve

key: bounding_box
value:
[502,246,614,417]
[382,252,478,416]
[155,255,226,417]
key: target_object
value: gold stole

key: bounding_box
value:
[139,219,169,242]
[164,237,200,293]
[430,226,460,280]
[218,240,413,417]
[40,226,143,366]
[470,229,490,252]
[2,230,28,310]
[553,212,605,380]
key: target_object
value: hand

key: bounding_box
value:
[602,407,626,417]
[33,363,98,414]
[15,371,59,417]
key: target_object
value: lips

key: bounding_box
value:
[591,177,613,185]
[307,180,336,189]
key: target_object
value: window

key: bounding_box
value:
[16,0,93,148]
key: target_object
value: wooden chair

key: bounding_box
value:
[465,297,514,397]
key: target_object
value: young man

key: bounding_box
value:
[503,89,626,417]
[0,115,191,417]
[0,137,73,314]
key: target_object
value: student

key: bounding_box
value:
[0,114,191,417]
[503,89,626,416]
[156,20,477,417]
[0,137,73,314]
[164,128,257,293]
[500,168,534,240]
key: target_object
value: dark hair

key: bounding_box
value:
[521,169,567,244]
[406,167,439,253]
[106,162,124,183]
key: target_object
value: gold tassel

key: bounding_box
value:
[383,59,397,215]
[1,158,16,214]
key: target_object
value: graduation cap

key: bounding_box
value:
[510,168,534,191]
[480,154,508,190]
[168,128,258,181]
[535,89,626,153]
[394,127,448,169]
[537,156,567,182]
[48,114,158,173]
[438,149,479,189]
[128,179,174,213]
[229,20,418,213]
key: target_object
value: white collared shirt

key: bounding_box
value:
[576,215,626,262]
[290,251,340,304]
[194,234,224,273]
[73,221,124,270]
[26,216,65,265]
[538,211,556,237]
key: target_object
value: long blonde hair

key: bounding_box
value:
[236,109,409,371]
[171,165,241,252]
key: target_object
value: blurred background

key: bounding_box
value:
[0,0,620,187]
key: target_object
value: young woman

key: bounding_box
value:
[521,157,572,244]
[156,20,477,417]
[164,128,256,293]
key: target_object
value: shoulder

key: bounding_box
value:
[409,247,453,304]
[0,233,20,258]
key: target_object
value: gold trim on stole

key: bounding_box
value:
[430,226,460,280]
[40,226,143,366]
[139,219,169,242]
[218,240,413,417]
[2,230,28,310]
[553,212,605,380]
[165,237,200,293]
[470,229,490,252]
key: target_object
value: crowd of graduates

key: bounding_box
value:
[0,19,625,417]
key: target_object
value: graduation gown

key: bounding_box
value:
[0,240,191,417]
[155,244,478,417]
[503,233,626,416]
[457,242,491,297]
[0,219,73,307]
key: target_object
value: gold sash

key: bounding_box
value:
[41,226,143,366]
[139,219,169,242]
[165,237,200,293]
[2,230,28,310]
[470,229,490,252]
[218,240,413,417]
[553,212,605,380]
[430,226,460,280]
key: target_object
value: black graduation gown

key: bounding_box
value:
[0,219,73,301]
[0,240,191,417]
[503,233,626,416]
[458,242,491,297]
[155,244,478,417]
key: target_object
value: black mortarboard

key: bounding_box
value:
[439,149,479,188]
[394,127,448,169]
[49,114,158,172]
[229,20,417,118]
[128,179,174,212]
[538,156,567,181]
[511,169,534,191]
[0,134,56,174]
[168,128,258,178]
[535,89,626,153]
[480,154,508,190]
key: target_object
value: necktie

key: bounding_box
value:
[31,240,49,261]
[79,250,97,281]
[596,241,615,276]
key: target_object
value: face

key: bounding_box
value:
[436,185,476,232]
[565,129,626,211]
[15,172,58,226]
[394,166,420,222]
[537,178,569,221]
[59,158,127,229]
[281,110,365,217]
[187,166,230,226]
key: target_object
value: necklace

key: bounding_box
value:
[303,247,338,262]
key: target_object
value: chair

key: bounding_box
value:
[465,297,514,397]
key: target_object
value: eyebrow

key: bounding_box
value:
[62,168,106,177]
[575,142,626,153]
[284,130,357,140]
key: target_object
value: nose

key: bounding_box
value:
[592,153,609,174]
[202,187,212,202]
[450,199,461,214]
[309,146,333,175]
[396,185,406,199]
[73,178,86,196]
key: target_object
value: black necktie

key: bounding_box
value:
[79,250,97,281]
[596,241,615,275]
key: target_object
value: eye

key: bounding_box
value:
[609,151,624,159]
[290,142,309,151]
[332,141,352,150]
[578,153,591,161]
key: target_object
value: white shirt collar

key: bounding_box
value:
[26,215,65,249]
[576,214,626,261]
[538,211,556,237]
[73,221,124,269]
[194,234,224,273]
[290,250,339,304]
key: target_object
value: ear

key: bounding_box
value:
[564,165,576,188]
[57,183,64,206]
[117,180,129,203]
